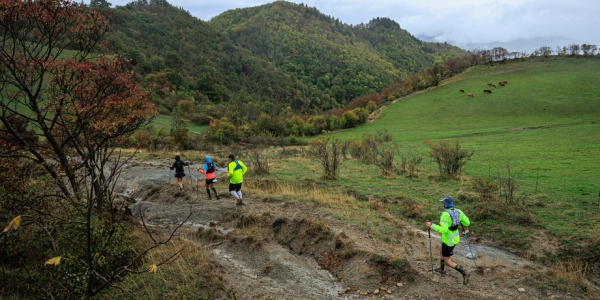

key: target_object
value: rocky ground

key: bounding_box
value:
[113,157,587,299]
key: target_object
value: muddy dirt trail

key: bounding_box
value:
[115,158,580,299]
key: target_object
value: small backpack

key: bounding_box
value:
[175,160,184,169]
[233,160,242,170]
[446,209,461,231]
[207,162,215,173]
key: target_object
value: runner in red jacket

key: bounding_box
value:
[198,156,220,200]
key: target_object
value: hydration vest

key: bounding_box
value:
[207,162,215,173]
[233,160,242,170]
[446,209,461,231]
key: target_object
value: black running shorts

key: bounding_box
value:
[229,182,242,192]
[442,243,455,257]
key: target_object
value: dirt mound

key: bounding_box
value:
[267,216,411,291]
[197,227,228,243]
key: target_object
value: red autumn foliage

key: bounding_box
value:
[0,1,162,298]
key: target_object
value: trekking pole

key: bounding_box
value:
[461,225,478,268]
[427,220,434,274]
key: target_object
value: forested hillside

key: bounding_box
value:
[106,0,331,116]
[210,1,467,106]
[98,0,471,147]
[352,17,467,74]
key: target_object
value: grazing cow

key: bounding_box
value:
[491,84,497,88]
[499,82,505,87]
[460,89,464,93]
[483,89,492,94]
[487,83,493,86]
[502,80,508,84]
[467,93,474,98]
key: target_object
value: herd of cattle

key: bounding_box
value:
[460,80,508,98]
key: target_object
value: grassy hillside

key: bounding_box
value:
[336,58,600,194]
[257,58,599,256]
[151,114,206,134]
[342,58,600,237]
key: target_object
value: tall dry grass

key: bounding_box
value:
[97,230,220,300]
[244,177,407,244]
[544,261,597,297]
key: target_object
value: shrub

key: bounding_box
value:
[366,101,377,113]
[342,110,360,128]
[203,119,239,145]
[407,152,423,177]
[399,150,423,177]
[340,140,351,160]
[307,135,345,180]
[171,128,190,150]
[499,165,523,204]
[132,130,152,149]
[248,147,270,175]
[326,115,345,131]
[352,107,369,124]
[471,177,499,201]
[0,2,185,296]
[307,115,327,133]
[423,140,474,177]
[348,140,368,160]
[363,129,400,176]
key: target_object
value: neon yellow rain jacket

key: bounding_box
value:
[227,160,247,184]
[431,208,470,247]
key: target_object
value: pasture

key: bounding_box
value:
[263,58,600,254]
[335,58,600,202]
[150,114,207,134]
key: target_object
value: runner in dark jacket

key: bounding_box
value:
[170,155,189,191]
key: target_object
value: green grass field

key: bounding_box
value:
[151,114,207,134]
[337,58,600,198]
[261,58,600,254]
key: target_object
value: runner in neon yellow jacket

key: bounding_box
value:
[227,154,247,205]
[432,205,470,247]
[426,196,472,285]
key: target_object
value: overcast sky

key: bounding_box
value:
[106,0,599,53]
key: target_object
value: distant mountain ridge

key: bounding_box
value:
[464,36,582,54]
[103,0,466,116]
[353,17,467,74]
[210,1,467,106]
[417,34,582,54]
